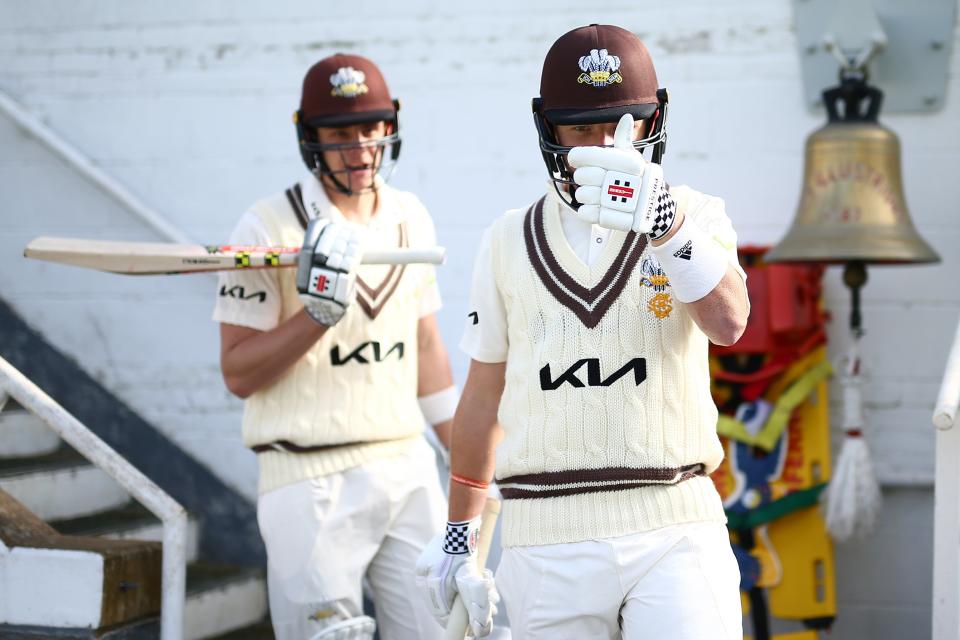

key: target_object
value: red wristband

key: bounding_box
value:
[450,473,489,490]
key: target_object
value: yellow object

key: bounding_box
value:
[746,632,819,640]
[752,526,782,588]
[712,349,833,506]
[717,360,833,451]
[767,507,837,621]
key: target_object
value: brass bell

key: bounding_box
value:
[767,76,939,265]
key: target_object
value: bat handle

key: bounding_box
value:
[361,246,446,265]
[444,498,501,640]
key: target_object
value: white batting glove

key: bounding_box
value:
[414,518,499,637]
[568,113,678,240]
[295,218,365,327]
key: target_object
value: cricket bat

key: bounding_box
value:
[444,497,501,640]
[24,236,446,275]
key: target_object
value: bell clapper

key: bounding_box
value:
[842,260,868,337]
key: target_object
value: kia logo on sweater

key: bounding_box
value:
[539,357,646,390]
[331,341,405,366]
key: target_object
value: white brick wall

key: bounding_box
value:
[0,2,957,632]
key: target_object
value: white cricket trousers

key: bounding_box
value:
[257,438,447,640]
[496,521,743,640]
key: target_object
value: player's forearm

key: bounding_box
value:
[417,314,456,448]
[685,265,749,346]
[649,211,749,346]
[449,421,498,519]
[417,316,455,397]
[220,311,327,398]
[448,360,505,521]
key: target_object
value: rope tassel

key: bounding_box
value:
[824,337,882,541]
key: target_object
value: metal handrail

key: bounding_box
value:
[934,315,960,430]
[933,313,960,639]
[0,357,186,639]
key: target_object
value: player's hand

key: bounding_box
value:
[455,560,499,637]
[295,218,365,326]
[414,518,499,636]
[568,113,678,240]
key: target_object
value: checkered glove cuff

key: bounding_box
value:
[647,188,678,241]
[443,519,479,555]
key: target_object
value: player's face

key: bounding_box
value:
[554,119,649,147]
[316,120,391,189]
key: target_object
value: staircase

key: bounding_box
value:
[0,390,273,637]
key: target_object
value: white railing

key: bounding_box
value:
[934,317,960,431]
[0,356,186,639]
[0,90,190,244]
[933,313,960,640]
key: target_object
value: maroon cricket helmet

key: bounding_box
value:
[298,53,398,127]
[294,53,402,194]
[539,24,661,125]
[532,24,670,207]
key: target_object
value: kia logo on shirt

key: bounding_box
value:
[331,341,405,366]
[539,357,646,390]
[219,285,266,303]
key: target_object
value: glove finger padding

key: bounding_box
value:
[573,166,606,187]
[573,185,602,206]
[296,219,366,327]
[598,207,634,233]
[455,563,499,638]
[572,204,599,224]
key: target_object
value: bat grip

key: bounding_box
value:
[444,498,501,640]
[361,246,446,265]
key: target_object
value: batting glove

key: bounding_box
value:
[414,517,499,637]
[296,218,365,327]
[568,113,678,240]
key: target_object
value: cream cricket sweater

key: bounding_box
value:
[492,190,727,547]
[240,186,429,494]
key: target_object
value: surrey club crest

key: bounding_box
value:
[330,66,369,98]
[578,49,622,87]
[640,256,673,319]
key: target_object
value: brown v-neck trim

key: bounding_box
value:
[355,222,407,320]
[523,197,647,329]
[356,224,404,299]
[287,183,310,230]
[288,183,408,320]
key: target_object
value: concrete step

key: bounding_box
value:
[50,500,200,564]
[0,488,162,631]
[0,399,61,457]
[185,563,269,639]
[0,564,268,639]
[0,620,159,639]
[42,506,263,637]
[0,445,129,520]
[208,619,274,639]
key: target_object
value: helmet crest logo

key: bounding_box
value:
[329,66,369,98]
[577,49,622,87]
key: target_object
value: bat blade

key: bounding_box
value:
[24,236,445,275]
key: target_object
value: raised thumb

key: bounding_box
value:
[613,113,635,150]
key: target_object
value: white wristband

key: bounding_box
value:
[419,385,459,425]
[650,217,729,303]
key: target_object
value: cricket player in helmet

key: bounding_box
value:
[415,24,749,639]
[215,53,457,640]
